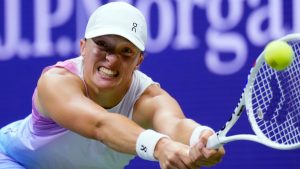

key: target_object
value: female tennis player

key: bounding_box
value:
[0,2,224,169]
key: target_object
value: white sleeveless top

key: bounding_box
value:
[0,56,157,169]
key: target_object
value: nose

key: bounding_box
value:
[105,52,119,65]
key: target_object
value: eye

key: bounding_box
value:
[122,47,140,58]
[122,48,134,55]
[95,40,107,48]
[91,38,107,49]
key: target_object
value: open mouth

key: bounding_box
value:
[98,67,118,77]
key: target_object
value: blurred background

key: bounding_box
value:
[0,0,299,168]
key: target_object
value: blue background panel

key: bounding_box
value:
[0,0,299,168]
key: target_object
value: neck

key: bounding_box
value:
[86,80,132,109]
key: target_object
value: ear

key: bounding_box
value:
[80,39,86,58]
[135,53,144,69]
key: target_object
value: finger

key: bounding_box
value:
[201,146,225,161]
[165,151,190,169]
[201,147,217,159]
[198,160,218,167]
[188,143,204,162]
[199,131,225,160]
[188,143,209,168]
[180,157,194,169]
[168,159,188,169]
[179,149,196,169]
[192,159,203,169]
[161,161,180,169]
[195,145,225,167]
[199,130,213,145]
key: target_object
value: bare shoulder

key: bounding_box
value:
[37,67,87,102]
[36,67,86,117]
[42,67,79,78]
[38,67,84,90]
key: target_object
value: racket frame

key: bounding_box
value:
[207,33,300,150]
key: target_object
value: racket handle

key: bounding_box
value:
[206,133,221,149]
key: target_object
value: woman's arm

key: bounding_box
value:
[133,84,200,144]
[36,68,143,154]
[133,84,225,167]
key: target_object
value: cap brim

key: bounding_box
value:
[85,28,145,51]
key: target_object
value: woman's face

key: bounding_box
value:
[80,35,143,92]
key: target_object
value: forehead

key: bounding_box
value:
[91,35,141,53]
[92,35,134,46]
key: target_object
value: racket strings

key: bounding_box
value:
[251,40,300,145]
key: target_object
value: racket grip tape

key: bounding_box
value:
[206,133,222,149]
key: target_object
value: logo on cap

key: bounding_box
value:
[132,22,138,33]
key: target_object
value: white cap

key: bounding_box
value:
[84,2,147,51]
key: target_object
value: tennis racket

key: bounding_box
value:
[206,33,300,150]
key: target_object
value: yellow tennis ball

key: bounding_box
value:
[264,40,294,71]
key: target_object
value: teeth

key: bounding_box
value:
[99,67,117,77]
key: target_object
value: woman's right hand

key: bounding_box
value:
[154,138,198,169]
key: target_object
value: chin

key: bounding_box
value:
[93,78,119,89]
